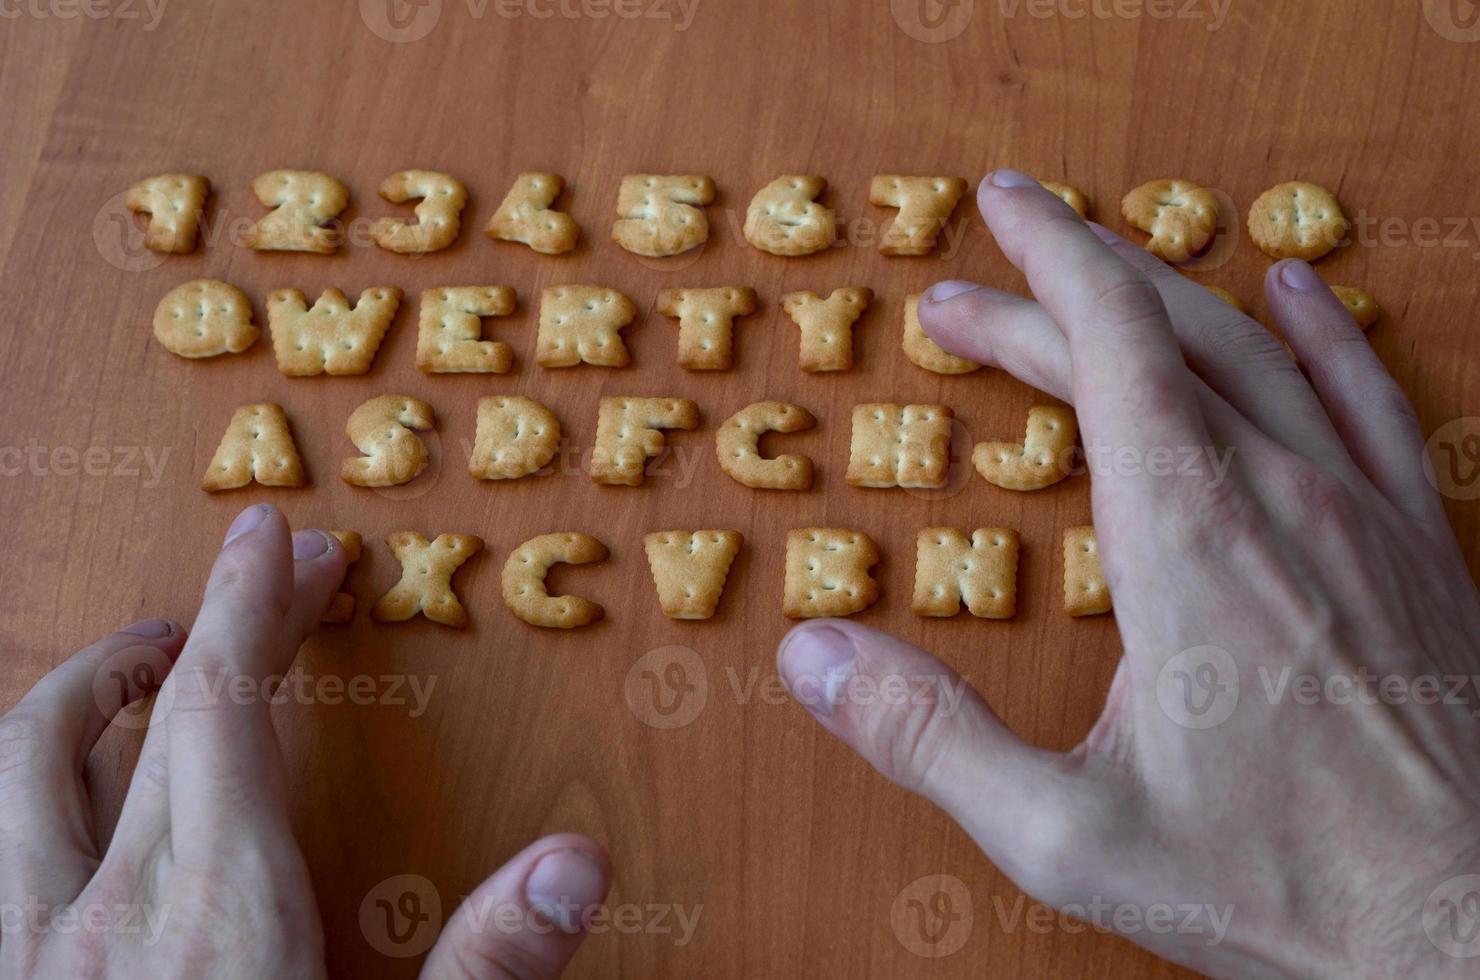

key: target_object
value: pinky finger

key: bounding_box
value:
[1265,260,1448,529]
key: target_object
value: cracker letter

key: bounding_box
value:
[656,286,757,370]
[1121,179,1219,263]
[902,292,981,375]
[1064,526,1111,617]
[643,530,742,620]
[267,286,402,376]
[485,172,579,255]
[1248,181,1347,262]
[469,396,562,480]
[245,170,348,253]
[536,285,636,368]
[913,528,1019,619]
[783,528,880,619]
[611,174,715,257]
[153,279,259,359]
[201,403,305,492]
[846,403,953,489]
[502,532,608,629]
[743,175,836,256]
[590,397,698,486]
[373,532,483,628]
[869,175,967,256]
[716,401,815,491]
[125,174,209,253]
[323,531,363,624]
[416,286,517,373]
[781,287,872,372]
[1332,285,1380,330]
[972,406,1077,491]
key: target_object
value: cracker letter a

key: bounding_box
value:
[201,403,305,492]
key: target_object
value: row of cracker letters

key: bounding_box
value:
[325,524,1111,631]
[154,280,984,375]
[202,400,1081,495]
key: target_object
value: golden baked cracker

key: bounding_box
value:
[655,286,757,371]
[125,174,209,253]
[502,531,608,629]
[869,175,968,256]
[1248,181,1347,261]
[783,528,880,619]
[590,396,699,486]
[716,401,815,491]
[1064,525,1111,617]
[643,530,743,620]
[972,405,1078,491]
[371,169,468,254]
[373,532,483,628]
[1121,178,1219,263]
[1332,285,1380,330]
[611,174,715,257]
[267,286,402,377]
[468,395,561,480]
[847,403,953,489]
[201,403,306,492]
[743,175,836,256]
[416,286,517,374]
[153,279,259,359]
[1040,180,1089,219]
[245,170,348,253]
[1205,285,1247,314]
[535,285,637,368]
[340,395,435,488]
[781,287,872,372]
[913,528,1020,619]
[902,292,981,375]
[485,172,579,255]
[323,530,363,624]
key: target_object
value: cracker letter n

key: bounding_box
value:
[846,403,953,489]
[611,174,715,257]
[869,175,967,256]
[373,532,483,628]
[716,401,815,491]
[267,287,402,376]
[469,396,561,480]
[590,396,698,486]
[485,172,579,254]
[201,403,305,492]
[1064,526,1111,617]
[340,395,435,488]
[781,287,872,372]
[656,286,757,370]
[125,174,209,253]
[913,528,1019,619]
[536,285,636,368]
[502,532,608,629]
[783,528,880,619]
[153,279,259,358]
[371,170,468,254]
[972,406,1078,491]
[416,286,517,373]
[743,175,836,256]
[245,170,348,253]
[643,530,742,620]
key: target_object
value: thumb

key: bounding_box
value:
[420,834,610,980]
[778,620,1111,894]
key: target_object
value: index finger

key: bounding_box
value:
[975,170,1216,501]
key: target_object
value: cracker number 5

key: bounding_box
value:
[611,174,716,258]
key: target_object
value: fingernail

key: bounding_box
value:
[1278,260,1328,293]
[779,625,856,719]
[223,505,273,547]
[526,848,608,934]
[292,529,331,561]
[989,168,1039,189]
[1087,222,1120,245]
[924,280,981,305]
[122,618,173,638]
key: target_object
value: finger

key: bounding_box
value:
[1265,260,1448,528]
[978,170,1215,504]
[1083,222,1365,484]
[420,834,610,980]
[164,506,346,864]
[777,620,1126,897]
[0,620,185,912]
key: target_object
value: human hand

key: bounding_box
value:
[777,171,1480,977]
[0,504,609,978]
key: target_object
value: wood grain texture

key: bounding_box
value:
[1,0,1478,976]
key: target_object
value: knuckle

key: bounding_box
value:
[1088,273,1168,332]
[1282,464,1361,529]
[1167,477,1258,553]
[453,936,549,980]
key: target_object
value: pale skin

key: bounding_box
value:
[2,170,1477,977]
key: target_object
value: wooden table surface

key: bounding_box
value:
[3,0,1478,975]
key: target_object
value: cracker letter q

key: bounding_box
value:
[153,279,259,358]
